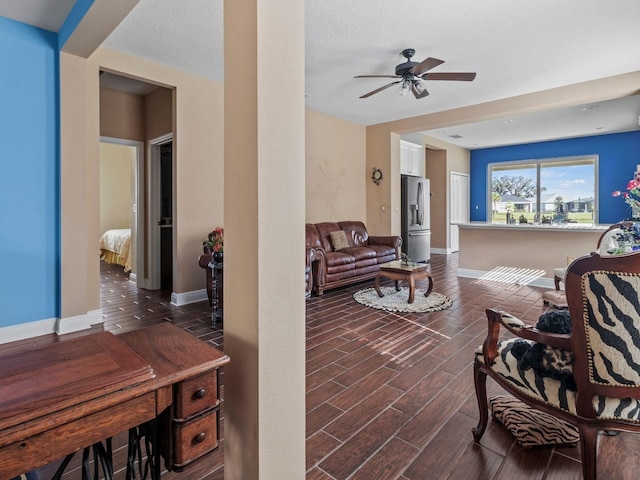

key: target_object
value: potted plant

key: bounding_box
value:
[203,227,224,262]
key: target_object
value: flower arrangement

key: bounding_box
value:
[204,227,224,252]
[612,177,640,213]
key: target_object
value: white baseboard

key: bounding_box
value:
[457,268,555,289]
[0,309,103,344]
[0,317,58,344]
[171,289,208,306]
[431,247,450,255]
[57,309,103,335]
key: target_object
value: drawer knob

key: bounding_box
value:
[194,388,206,399]
[195,432,207,443]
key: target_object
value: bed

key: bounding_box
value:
[99,228,132,272]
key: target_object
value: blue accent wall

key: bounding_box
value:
[470,131,640,224]
[0,17,59,327]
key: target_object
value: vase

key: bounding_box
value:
[213,251,224,263]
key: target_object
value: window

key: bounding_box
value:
[489,155,598,224]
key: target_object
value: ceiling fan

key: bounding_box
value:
[354,48,476,99]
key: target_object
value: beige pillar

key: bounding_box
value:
[223,1,306,479]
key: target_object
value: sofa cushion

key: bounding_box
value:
[324,252,356,274]
[341,246,376,261]
[315,222,343,251]
[366,244,396,259]
[329,230,350,250]
[338,221,369,247]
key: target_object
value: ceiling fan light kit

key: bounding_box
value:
[355,48,476,99]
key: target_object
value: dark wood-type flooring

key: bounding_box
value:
[4,254,640,479]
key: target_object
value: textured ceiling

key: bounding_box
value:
[2,0,640,148]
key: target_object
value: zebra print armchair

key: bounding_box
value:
[473,249,640,480]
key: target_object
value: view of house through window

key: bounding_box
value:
[489,155,597,224]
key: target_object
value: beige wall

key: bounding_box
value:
[99,142,134,234]
[306,109,367,223]
[60,47,224,322]
[423,136,470,250]
[60,52,92,320]
[93,50,224,296]
[100,87,145,140]
[425,147,447,248]
[146,87,172,140]
[366,127,400,236]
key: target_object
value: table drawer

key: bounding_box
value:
[172,408,219,469]
[174,372,219,420]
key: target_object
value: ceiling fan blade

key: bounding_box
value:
[359,81,401,98]
[410,57,444,76]
[422,72,477,81]
[354,75,401,79]
[411,83,429,99]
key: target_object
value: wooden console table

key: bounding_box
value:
[0,322,230,479]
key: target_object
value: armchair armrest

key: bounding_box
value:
[482,308,572,366]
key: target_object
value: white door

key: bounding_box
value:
[450,172,469,253]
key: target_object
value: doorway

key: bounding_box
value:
[159,142,173,289]
[99,138,143,284]
[148,134,174,290]
[99,72,174,292]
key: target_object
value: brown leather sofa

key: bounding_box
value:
[306,221,402,295]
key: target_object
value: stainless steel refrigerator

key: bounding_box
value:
[401,175,431,262]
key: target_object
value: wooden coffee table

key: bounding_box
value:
[374,260,433,304]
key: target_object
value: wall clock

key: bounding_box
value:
[372,168,383,185]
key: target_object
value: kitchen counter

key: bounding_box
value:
[457,222,608,232]
[456,222,609,288]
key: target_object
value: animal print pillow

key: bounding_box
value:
[490,395,579,448]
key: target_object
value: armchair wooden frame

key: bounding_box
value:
[474,249,640,480]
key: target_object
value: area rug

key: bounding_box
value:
[353,286,452,313]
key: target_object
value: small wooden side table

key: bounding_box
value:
[374,260,433,304]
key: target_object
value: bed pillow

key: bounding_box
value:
[329,230,349,251]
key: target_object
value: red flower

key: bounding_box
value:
[204,226,224,252]
[628,179,640,191]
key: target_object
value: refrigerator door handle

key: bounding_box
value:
[417,181,424,226]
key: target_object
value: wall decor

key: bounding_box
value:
[372,168,383,185]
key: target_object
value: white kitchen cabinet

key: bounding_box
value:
[400,140,424,177]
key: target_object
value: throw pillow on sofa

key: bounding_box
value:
[329,230,350,250]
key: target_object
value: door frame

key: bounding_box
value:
[100,136,145,287]
[148,133,173,290]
